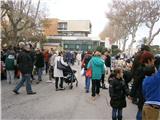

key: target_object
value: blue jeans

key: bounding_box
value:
[85,76,91,92]
[37,67,43,80]
[136,110,142,120]
[15,74,32,93]
[112,108,122,120]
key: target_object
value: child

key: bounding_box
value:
[109,68,129,120]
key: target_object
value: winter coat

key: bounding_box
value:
[105,55,111,67]
[5,54,16,70]
[54,56,68,78]
[17,50,33,74]
[123,70,133,88]
[130,65,145,110]
[43,51,50,62]
[109,77,129,108]
[82,54,92,70]
[142,68,160,105]
[87,56,104,80]
[35,53,44,68]
[49,54,57,66]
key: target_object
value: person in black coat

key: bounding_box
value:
[13,45,36,95]
[130,45,150,120]
[34,48,44,84]
[109,68,129,120]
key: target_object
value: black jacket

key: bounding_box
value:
[35,53,44,68]
[109,77,129,108]
[130,65,145,110]
[83,54,92,70]
[17,50,33,74]
[105,55,111,67]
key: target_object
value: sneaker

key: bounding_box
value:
[13,90,19,94]
[86,90,89,93]
[59,87,65,90]
[27,92,36,95]
[55,88,59,91]
[36,81,40,84]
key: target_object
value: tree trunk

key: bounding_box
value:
[147,27,160,45]
[122,38,128,52]
[128,33,136,55]
[12,29,18,45]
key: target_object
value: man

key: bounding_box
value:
[13,45,36,95]
[141,51,160,120]
[130,45,150,120]
[35,48,44,84]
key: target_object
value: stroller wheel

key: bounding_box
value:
[70,85,73,89]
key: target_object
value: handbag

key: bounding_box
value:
[81,68,85,76]
[57,58,66,70]
[86,68,92,77]
[86,61,92,77]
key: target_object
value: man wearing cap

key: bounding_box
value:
[13,45,36,95]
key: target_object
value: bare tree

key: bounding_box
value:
[106,0,146,53]
[100,20,129,51]
[143,0,160,45]
[1,0,42,45]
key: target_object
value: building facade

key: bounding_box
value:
[57,20,91,37]
[43,19,91,37]
[42,18,59,36]
[42,19,104,51]
[44,36,104,51]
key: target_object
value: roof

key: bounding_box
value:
[43,43,60,46]
[46,36,100,41]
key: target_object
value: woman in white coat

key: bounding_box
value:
[54,52,68,91]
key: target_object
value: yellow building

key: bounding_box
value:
[42,18,59,36]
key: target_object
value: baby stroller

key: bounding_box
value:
[63,66,78,89]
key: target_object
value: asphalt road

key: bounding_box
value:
[1,64,137,120]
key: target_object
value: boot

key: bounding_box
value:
[102,84,108,89]
[118,116,122,120]
[112,117,117,120]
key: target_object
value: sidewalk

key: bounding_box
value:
[1,63,138,120]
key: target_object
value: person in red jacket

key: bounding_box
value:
[43,50,50,74]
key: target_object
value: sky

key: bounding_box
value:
[39,0,111,38]
[37,0,159,46]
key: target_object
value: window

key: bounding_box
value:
[58,22,67,30]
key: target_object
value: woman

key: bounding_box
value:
[87,51,104,100]
[54,52,68,91]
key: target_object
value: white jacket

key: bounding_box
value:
[49,54,57,66]
[54,56,68,77]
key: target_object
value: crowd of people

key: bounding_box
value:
[1,42,78,93]
[1,42,160,120]
[81,45,160,120]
